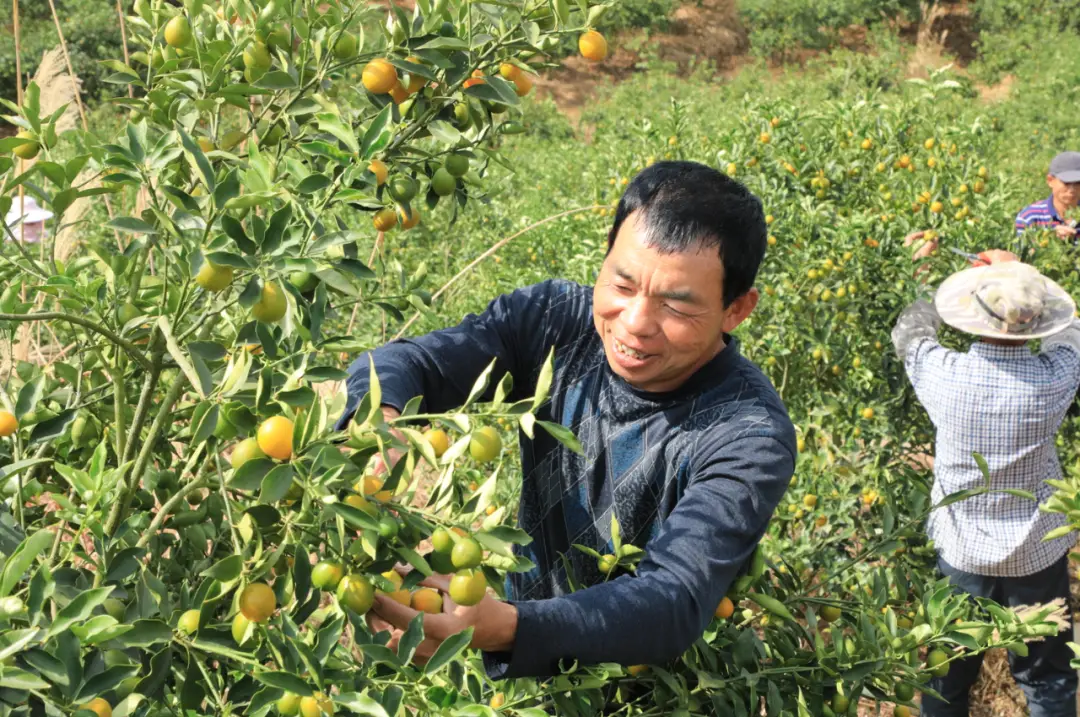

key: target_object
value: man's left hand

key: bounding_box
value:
[367,571,518,664]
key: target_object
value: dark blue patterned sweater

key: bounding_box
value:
[338,279,796,678]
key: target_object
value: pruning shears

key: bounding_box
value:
[948,247,982,263]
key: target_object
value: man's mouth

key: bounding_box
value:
[613,337,649,360]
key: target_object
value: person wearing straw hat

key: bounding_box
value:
[4,196,53,244]
[893,241,1080,717]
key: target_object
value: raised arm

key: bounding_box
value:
[482,430,795,678]
[335,280,584,429]
[1041,318,1080,388]
[891,298,942,362]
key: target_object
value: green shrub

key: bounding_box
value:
[741,0,920,60]
[596,0,676,32]
[0,1,123,105]
[969,0,1080,84]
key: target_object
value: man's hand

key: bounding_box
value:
[905,231,937,280]
[1054,224,1076,241]
[367,570,518,664]
[971,249,1018,267]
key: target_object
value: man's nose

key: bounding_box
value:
[621,297,657,336]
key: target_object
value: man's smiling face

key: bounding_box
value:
[592,211,758,393]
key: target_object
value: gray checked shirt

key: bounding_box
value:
[893,299,1080,576]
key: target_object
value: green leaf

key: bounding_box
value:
[191,402,219,445]
[334,692,391,717]
[536,420,584,455]
[15,376,43,420]
[360,105,393,159]
[748,593,795,622]
[45,586,115,639]
[157,316,207,399]
[296,173,333,194]
[28,408,77,445]
[394,546,432,577]
[532,348,555,410]
[397,613,425,664]
[222,215,256,254]
[1043,525,1074,542]
[484,526,532,546]
[201,554,243,582]
[0,528,54,597]
[424,627,474,674]
[464,360,496,408]
[107,216,157,234]
[417,37,469,51]
[1001,488,1037,501]
[973,452,990,488]
[0,668,49,691]
[365,356,382,424]
[111,619,172,648]
[231,457,275,491]
[328,502,381,532]
[260,464,295,504]
[254,71,299,90]
[177,124,216,193]
[214,168,241,208]
[111,695,145,717]
[75,665,139,701]
[253,671,313,696]
[358,644,402,667]
[553,0,570,25]
[317,114,359,154]
[936,487,986,509]
[474,532,513,558]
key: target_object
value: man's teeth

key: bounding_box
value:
[614,339,646,359]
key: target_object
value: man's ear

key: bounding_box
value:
[722,288,759,333]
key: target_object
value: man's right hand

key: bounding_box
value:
[971,249,1018,267]
[1054,224,1077,241]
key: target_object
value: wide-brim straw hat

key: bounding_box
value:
[5,197,53,226]
[935,262,1076,340]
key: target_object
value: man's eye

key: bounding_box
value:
[665,304,689,317]
[614,284,633,294]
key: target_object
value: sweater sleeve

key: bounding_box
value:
[482,431,795,678]
[335,280,584,430]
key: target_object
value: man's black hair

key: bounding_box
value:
[606,160,768,307]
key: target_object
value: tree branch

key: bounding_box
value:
[0,312,152,370]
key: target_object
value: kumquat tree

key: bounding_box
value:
[0,1,1076,716]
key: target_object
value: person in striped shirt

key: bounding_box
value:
[1014,151,1080,241]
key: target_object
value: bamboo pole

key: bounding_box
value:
[45,0,124,252]
[11,0,30,365]
[116,0,135,99]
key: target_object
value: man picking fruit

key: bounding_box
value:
[1014,151,1080,243]
[894,242,1080,717]
[337,161,796,677]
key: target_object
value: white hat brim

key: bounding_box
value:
[934,264,1077,340]
[5,209,53,226]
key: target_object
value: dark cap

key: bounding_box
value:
[1049,152,1080,182]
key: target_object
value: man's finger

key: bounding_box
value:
[417,573,453,592]
[367,614,395,633]
[372,593,424,630]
